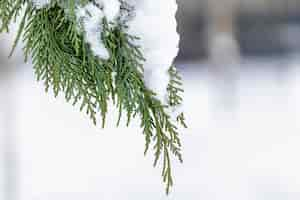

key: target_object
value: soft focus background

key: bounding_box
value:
[1,0,300,199]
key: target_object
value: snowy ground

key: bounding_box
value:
[1,59,300,199]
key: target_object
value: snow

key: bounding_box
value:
[31,0,50,8]
[99,0,121,22]
[76,3,110,60]
[126,0,180,103]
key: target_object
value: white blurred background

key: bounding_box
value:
[1,0,300,199]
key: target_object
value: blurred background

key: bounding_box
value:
[1,0,300,199]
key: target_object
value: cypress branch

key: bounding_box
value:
[0,1,186,194]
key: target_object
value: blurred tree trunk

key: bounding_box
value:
[206,0,240,109]
[207,0,240,63]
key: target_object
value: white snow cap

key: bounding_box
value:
[98,0,121,22]
[76,3,110,59]
[31,0,51,8]
[127,0,180,103]
[75,0,121,60]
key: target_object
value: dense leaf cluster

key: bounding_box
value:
[0,0,186,194]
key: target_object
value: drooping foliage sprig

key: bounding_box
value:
[0,0,186,194]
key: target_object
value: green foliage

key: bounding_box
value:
[0,0,26,32]
[103,21,186,194]
[168,66,188,128]
[0,1,186,194]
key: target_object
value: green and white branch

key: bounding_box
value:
[0,0,186,194]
